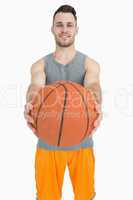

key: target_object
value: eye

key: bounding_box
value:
[56,24,63,27]
[68,24,73,27]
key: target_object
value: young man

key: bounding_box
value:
[24,5,102,200]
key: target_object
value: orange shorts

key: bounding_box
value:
[35,147,96,200]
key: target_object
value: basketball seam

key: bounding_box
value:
[35,83,61,133]
[66,81,90,141]
[57,83,68,146]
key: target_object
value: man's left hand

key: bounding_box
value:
[89,103,103,137]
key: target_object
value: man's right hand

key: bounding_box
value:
[24,101,36,133]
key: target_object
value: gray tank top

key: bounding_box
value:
[37,50,93,150]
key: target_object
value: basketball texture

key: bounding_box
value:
[30,80,99,147]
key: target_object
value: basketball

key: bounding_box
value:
[30,80,99,147]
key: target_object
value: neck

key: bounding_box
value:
[54,45,76,60]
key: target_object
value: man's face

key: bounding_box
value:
[51,12,78,48]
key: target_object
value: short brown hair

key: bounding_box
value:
[53,5,77,22]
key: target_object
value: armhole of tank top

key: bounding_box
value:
[83,54,88,72]
[42,55,47,73]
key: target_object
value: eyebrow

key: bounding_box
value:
[56,22,74,24]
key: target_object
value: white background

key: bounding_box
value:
[0,0,133,199]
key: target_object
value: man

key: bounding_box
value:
[24,5,102,200]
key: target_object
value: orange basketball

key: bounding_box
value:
[30,80,99,147]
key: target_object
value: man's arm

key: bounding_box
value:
[84,57,102,105]
[24,58,46,132]
[26,58,46,103]
[84,57,102,134]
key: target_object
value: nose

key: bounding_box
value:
[61,25,68,33]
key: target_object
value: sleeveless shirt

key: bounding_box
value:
[37,50,94,150]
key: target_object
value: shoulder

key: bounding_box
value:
[84,56,100,74]
[31,54,49,74]
[77,50,100,72]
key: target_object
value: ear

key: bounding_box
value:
[76,26,79,35]
[51,26,54,34]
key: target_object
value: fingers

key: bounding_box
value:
[24,101,35,122]
[94,113,103,127]
[24,102,33,114]
[90,123,100,136]
[94,119,100,127]
[95,103,101,111]
[24,113,34,124]
[27,122,36,133]
[92,115,103,139]
[91,126,98,135]
[95,103,102,114]
[24,102,36,132]
[24,102,37,133]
